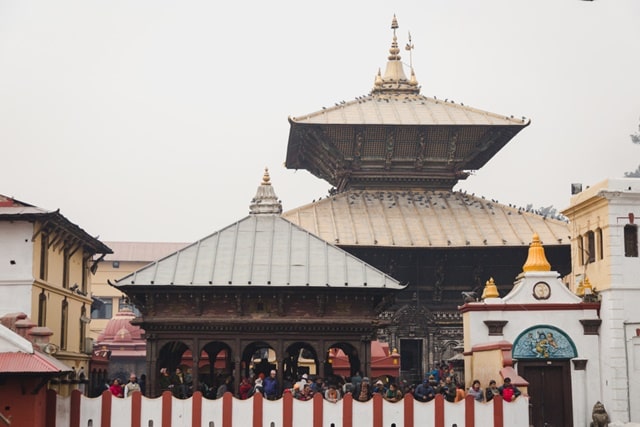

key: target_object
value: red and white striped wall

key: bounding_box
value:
[47,389,529,427]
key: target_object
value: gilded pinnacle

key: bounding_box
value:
[372,16,420,95]
[522,233,551,272]
[576,277,593,297]
[262,167,271,185]
[481,277,500,299]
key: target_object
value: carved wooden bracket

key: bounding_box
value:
[572,358,588,370]
[484,320,508,336]
[579,319,602,335]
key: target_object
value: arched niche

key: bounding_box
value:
[513,325,578,359]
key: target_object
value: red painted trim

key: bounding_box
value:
[131,391,142,427]
[191,391,202,427]
[372,393,383,427]
[465,395,475,427]
[223,392,233,427]
[470,340,512,353]
[403,393,414,427]
[252,390,263,427]
[342,392,353,427]
[101,390,112,427]
[162,391,172,427]
[493,395,504,427]
[313,392,324,427]
[46,389,58,427]
[283,390,293,427]
[70,390,82,427]
[434,394,445,427]
[459,302,600,313]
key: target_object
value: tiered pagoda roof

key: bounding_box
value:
[285,16,529,192]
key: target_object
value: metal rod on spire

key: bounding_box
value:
[405,31,414,71]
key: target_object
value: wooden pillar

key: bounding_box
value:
[318,339,326,379]
[361,337,371,378]
[147,336,159,397]
[234,337,242,396]
[191,337,200,396]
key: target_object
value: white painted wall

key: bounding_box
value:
[0,221,34,315]
[565,178,640,423]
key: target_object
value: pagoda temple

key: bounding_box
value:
[114,170,405,397]
[283,16,571,380]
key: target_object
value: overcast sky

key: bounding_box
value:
[1,0,639,243]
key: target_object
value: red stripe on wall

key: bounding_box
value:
[252,390,263,427]
[131,391,142,427]
[162,391,172,427]
[465,394,475,427]
[101,390,112,427]
[372,393,383,427]
[434,394,445,427]
[70,390,81,427]
[493,395,504,427]
[282,390,293,427]
[223,392,233,427]
[46,389,57,427]
[403,393,414,427]
[342,392,353,427]
[313,392,324,427]
[191,391,202,427]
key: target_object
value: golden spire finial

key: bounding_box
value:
[262,167,271,185]
[522,233,551,272]
[388,15,401,61]
[481,277,500,299]
[250,167,281,215]
[372,16,420,95]
[576,277,593,297]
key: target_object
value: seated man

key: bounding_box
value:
[498,377,521,402]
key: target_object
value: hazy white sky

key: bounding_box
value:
[1,0,639,243]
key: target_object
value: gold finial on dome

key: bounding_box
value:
[388,15,401,61]
[371,16,420,95]
[575,277,593,297]
[250,167,282,215]
[481,277,500,299]
[262,167,271,185]
[522,234,551,272]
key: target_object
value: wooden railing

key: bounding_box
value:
[47,389,530,427]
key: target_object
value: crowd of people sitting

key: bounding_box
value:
[187,364,520,404]
[106,363,521,403]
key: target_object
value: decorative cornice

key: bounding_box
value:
[139,322,374,335]
[459,302,600,313]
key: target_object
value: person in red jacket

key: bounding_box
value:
[109,378,124,397]
[498,377,521,402]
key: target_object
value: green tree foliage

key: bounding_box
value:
[626,120,640,178]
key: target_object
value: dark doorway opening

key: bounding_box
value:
[519,360,573,427]
[400,339,422,383]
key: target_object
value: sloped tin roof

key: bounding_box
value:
[102,242,190,262]
[290,93,527,127]
[282,190,570,248]
[0,325,72,374]
[115,214,402,289]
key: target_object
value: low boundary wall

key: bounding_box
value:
[47,389,530,427]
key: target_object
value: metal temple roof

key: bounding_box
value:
[282,190,570,248]
[115,214,403,289]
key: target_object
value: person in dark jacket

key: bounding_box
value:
[414,379,436,402]
[263,370,279,400]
